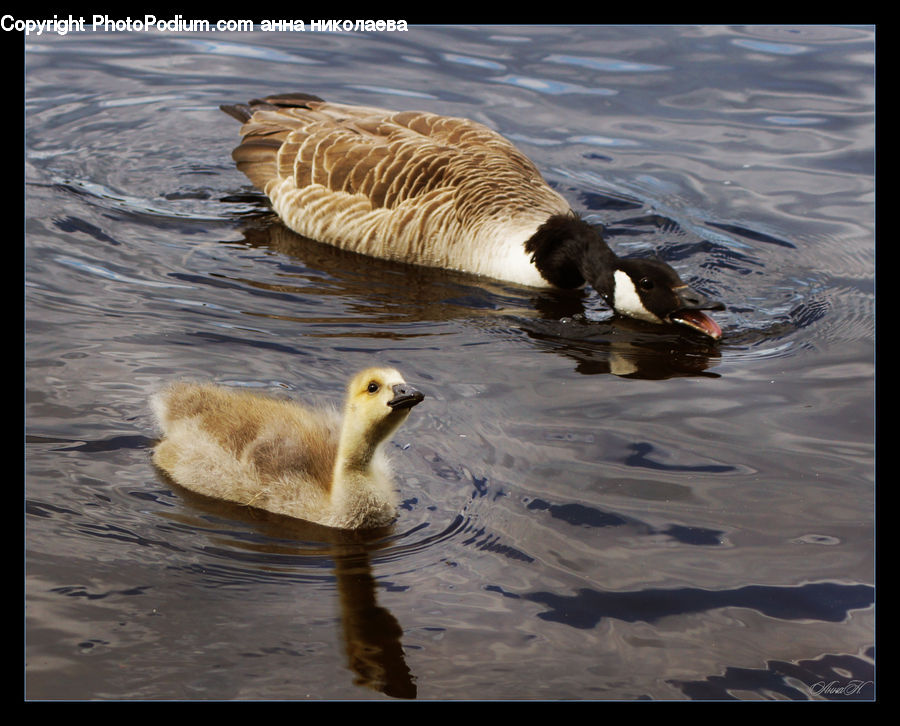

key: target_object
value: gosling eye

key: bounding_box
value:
[367,381,380,394]
[638,277,655,291]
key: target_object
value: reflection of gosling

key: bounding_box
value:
[151,367,424,529]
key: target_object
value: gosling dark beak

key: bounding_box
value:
[669,286,725,340]
[388,383,425,411]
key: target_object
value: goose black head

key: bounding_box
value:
[611,258,724,339]
[526,215,724,340]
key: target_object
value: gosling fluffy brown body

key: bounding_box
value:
[151,367,424,529]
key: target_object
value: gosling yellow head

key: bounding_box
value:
[337,367,425,468]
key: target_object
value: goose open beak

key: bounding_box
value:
[388,384,425,411]
[669,286,725,340]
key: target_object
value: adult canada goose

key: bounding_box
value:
[151,367,424,529]
[220,93,724,339]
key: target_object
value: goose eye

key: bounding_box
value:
[367,381,380,394]
[638,277,654,291]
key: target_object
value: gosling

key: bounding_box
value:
[150,367,424,529]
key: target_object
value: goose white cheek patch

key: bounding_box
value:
[612,270,661,323]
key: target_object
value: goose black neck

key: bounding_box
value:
[524,214,618,293]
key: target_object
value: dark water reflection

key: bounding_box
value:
[162,492,420,699]
[25,25,874,700]
[240,220,727,379]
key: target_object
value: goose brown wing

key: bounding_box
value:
[221,94,570,276]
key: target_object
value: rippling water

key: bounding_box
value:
[25,25,874,700]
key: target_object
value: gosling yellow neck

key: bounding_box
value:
[333,404,407,479]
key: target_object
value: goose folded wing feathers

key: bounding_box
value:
[221,93,724,338]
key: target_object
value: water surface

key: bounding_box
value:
[25,24,874,700]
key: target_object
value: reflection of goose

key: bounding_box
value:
[151,367,424,529]
[220,93,724,339]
